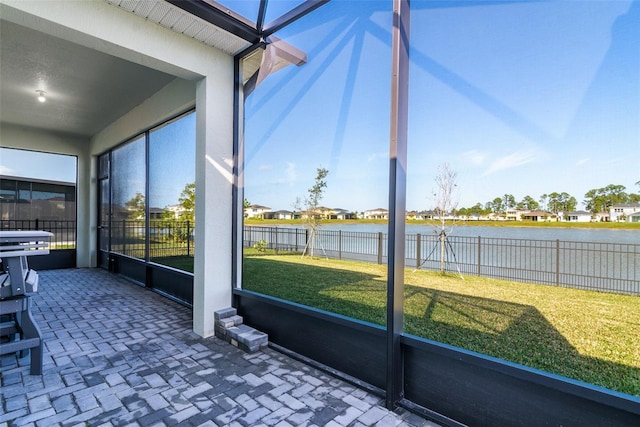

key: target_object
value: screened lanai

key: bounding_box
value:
[1,1,638,426]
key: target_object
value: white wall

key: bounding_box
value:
[2,0,236,338]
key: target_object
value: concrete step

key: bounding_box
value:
[214,307,268,353]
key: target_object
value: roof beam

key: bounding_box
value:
[263,0,330,37]
[256,0,268,34]
[166,0,260,43]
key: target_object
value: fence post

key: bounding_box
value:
[477,236,481,276]
[556,239,560,286]
[306,229,309,252]
[339,230,342,260]
[416,233,421,269]
[122,219,126,254]
[377,232,383,264]
[274,227,279,254]
[35,218,39,230]
[187,221,191,257]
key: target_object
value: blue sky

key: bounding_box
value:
[0,147,76,183]
[1,114,195,209]
[2,1,638,213]
[243,0,639,212]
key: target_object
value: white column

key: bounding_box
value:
[193,76,234,338]
[76,145,92,267]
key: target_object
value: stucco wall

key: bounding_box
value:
[1,0,236,337]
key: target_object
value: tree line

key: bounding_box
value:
[456,183,640,216]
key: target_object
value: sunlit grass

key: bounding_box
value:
[242,254,640,396]
[150,256,194,272]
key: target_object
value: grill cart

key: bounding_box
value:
[0,231,53,375]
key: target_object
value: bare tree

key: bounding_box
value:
[297,167,329,258]
[432,163,460,275]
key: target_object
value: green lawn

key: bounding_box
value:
[242,253,640,397]
[151,256,195,272]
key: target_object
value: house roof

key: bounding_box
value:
[562,211,591,215]
[611,203,640,208]
[522,210,551,216]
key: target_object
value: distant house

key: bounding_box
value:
[505,209,527,221]
[149,207,165,220]
[246,204,271,219]
[0,175,76,221]
[521,210,555,222]
[317,206,334,219]
[558,211,592,222]
[487,212,506,221]
[270,210,293,220]
[364,208,388,220]
[300,207,356,220]
[416,210,436,220]
[610,203,640,222]
[593,212,610,222]
[164,204,185,219]
[629,212,640,223]
[331,208,356,220]
[405,211,419,220]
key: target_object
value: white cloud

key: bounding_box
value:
[282,162,297,186]
[0,165,17,175]
[481,150,538,177]
[258,164,272,171]
[463,149,486,165]
[367,152,387,162]
[576,158,589,166]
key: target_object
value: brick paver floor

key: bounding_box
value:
[1,268,441,427]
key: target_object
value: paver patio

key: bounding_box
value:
[0,268,440,427]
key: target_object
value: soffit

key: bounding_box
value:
[104,0,251,56]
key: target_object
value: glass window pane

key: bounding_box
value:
[149,111,196,271]
[31,182,69,220]
[406,0,639,396]
[0,148,77,227]
[16,181,31,221]
[99,153,109,179]
[263,0,305,26]
[0,179,17,221]
[99,179,110,252]
[111,136,146,259]
[0,147,76,183]
[242,1,392,325]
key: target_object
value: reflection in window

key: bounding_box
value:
[100,111,196,271]
[0,148,77,227]
[0,178,76,222]
[241,1,392,325]
[149,111,196,269]
[111,136,146,259]
[405,0,639,395]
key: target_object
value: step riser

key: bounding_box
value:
[213,308,268,353]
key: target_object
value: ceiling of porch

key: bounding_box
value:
[0,0,315,138]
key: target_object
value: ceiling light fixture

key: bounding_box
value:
[36,90,46,102]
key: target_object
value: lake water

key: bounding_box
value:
[245,222,640,294]
[318,223,640,245]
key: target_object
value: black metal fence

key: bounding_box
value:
[3,221,637,295]
[244,226,640,296]
[0,220,76,249]
[109,220,195,260]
